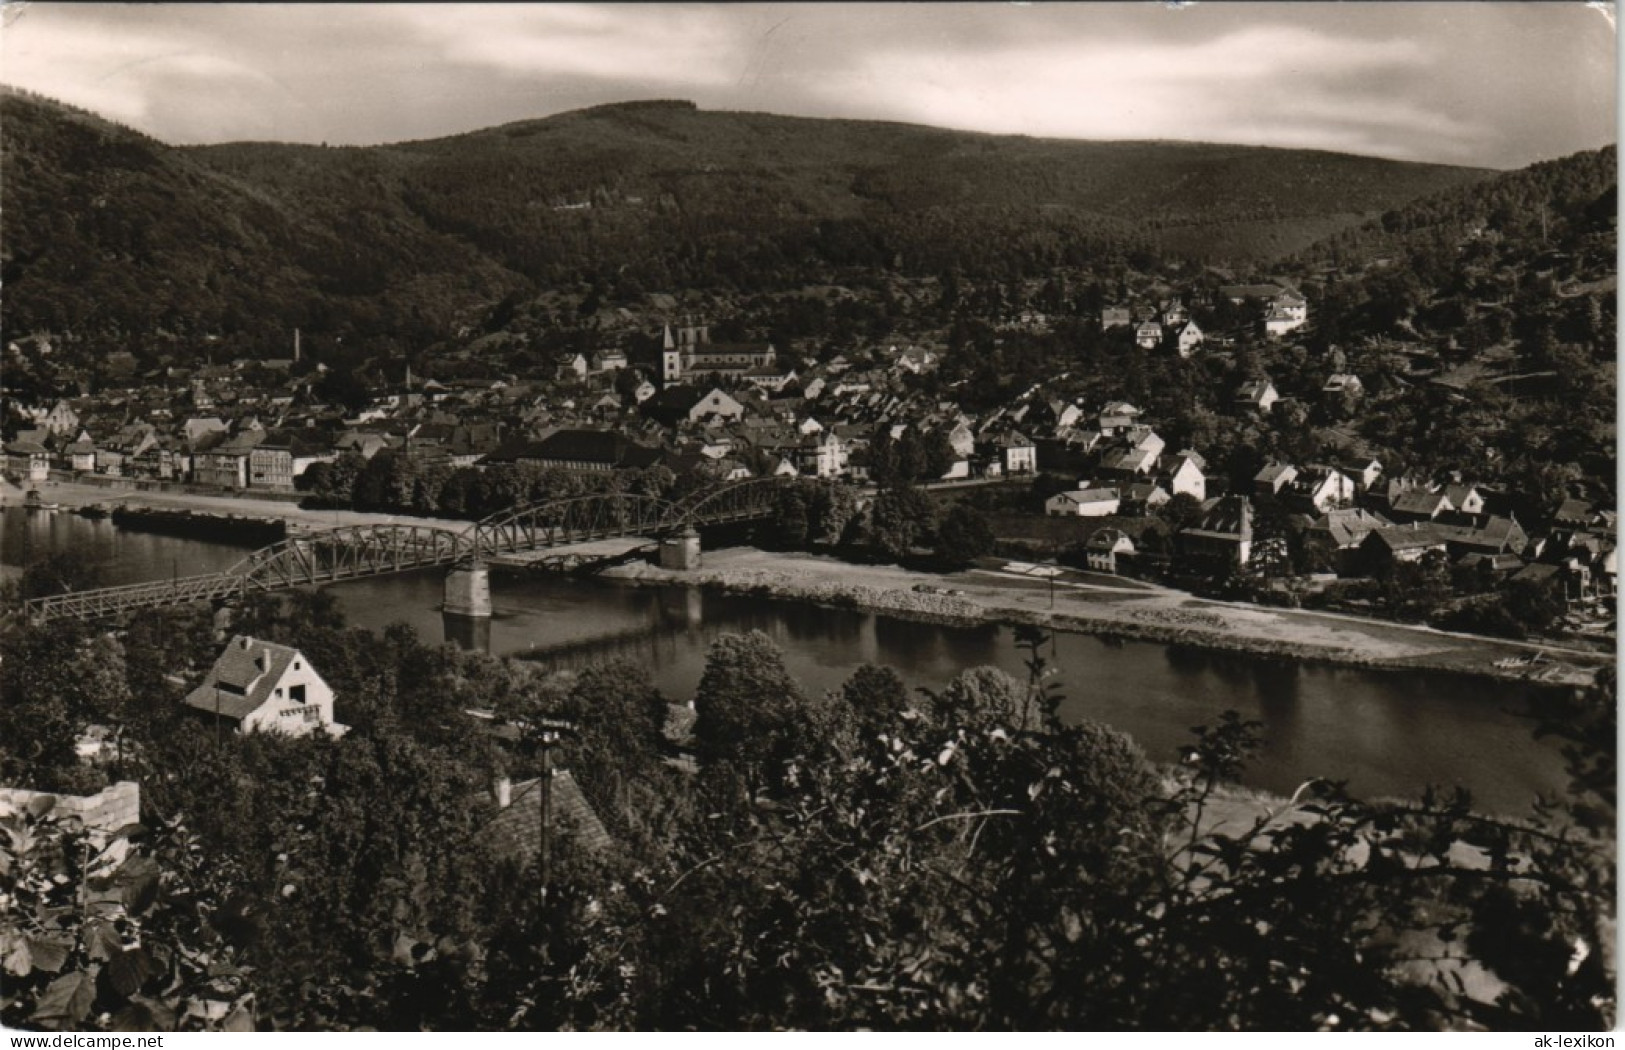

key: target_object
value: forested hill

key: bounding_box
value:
[1297,145,1616,269]
[4,90,1489,348]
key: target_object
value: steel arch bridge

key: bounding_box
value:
[18,477,791,623]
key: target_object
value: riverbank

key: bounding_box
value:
[607,548,1609,687]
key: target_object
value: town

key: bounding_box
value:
[0,3,1615,1034]
[5,260,1615,646]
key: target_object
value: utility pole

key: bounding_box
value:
[528,718,576,904]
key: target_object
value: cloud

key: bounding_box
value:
[389,4,748,88]
[0,3,1611,165]
[814,24,1480,161]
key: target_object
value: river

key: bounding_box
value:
[2,507,1572,815]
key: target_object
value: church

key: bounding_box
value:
[661,321,777,384]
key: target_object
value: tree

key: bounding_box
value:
[771,486,810,549]
[691,632,806,780]
[807,484,860,546]
[1503,575,1566,636]
[1160,491,1205,532]
[865,485,937,560]
[18,552,107,601]
[934,504,995,567]
[314,368,371,414]
[836,665,911,742]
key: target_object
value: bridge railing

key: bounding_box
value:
[22,572,243,622]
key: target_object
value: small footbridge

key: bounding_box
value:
[19,478,787,623]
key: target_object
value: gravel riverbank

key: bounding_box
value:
[608,548,1607,688]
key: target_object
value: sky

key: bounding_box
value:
[1,2,1616,169]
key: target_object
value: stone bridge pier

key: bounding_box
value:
[444,560,493,618]
[659,527,702,571]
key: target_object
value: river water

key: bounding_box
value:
[2,507,1572,815]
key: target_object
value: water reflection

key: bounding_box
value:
[442,611,491,653]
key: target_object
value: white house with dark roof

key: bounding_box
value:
[1086,528,1137,574]
[1235,380,1280,413]
[184,636,347,738]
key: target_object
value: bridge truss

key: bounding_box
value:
[18,477,791,623]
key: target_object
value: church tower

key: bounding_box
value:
[661,323,683,384]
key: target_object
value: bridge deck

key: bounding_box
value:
[17,479,785,622]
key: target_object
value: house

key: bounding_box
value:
[1254,462,1298,496]
[1134,321,1164,350]
[1180,495,1254,570]
[590,348,629,373]
[996,430,1037,475]
[1389,488,1455,523]
[1046,488,1121,517]
[1101,305,1133,330]
[555,353,590,380]
[192,430,263,490]
[1323,374,1364,399]
[1098,445,1160,479]
[1235,380,1280,413]
[1097,402,1142,434]
[1118,482,1171,515]
[1358,523,1450,573]
[632,378,658,404]
[182,416,229,445]
[1173,320,1204,357]
[1442,483,1486,517]
[1263,288,1309,336]
[644,386,746,428]
[5,438,51,482]
[1340,458,1384,492]
[740,362,799,393]
[481,773,611,864]
[42,400,80,437]
[798,430,849,479]
[1159,298,1189,326]
[183,635,348,738]
[1264,310,1305,338]
[65,433,98,473]
[1304,508,1392,574]
[944,421,976,459]
[1440,515,1529,558]
[1085,528,1136,574]
[1159,453,1207,502]
[1552,498,1599,529]
[1119,425,1166,458]
[1270,288,1308,322]
[1281,466,1356,515]
[892,346,940,375]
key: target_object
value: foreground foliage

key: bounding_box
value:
[0,599,1613,1030]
